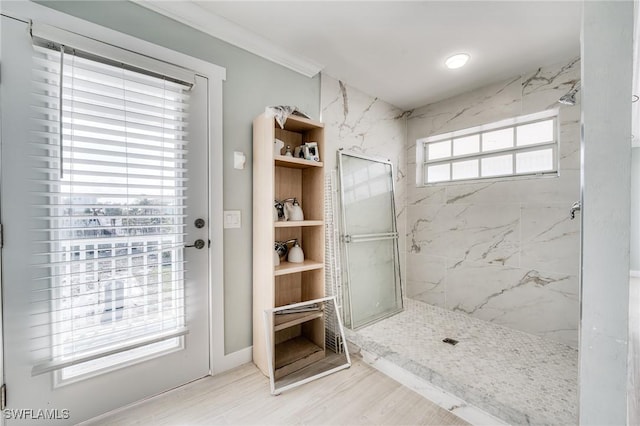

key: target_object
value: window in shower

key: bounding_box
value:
[416,109,559,185]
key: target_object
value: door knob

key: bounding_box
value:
[194,218,205,229]
[185,239,206,249]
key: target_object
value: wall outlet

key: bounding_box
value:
[223,210,241,229]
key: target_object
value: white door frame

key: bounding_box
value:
[0,0,229,385]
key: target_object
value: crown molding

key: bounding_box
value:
[132,1,324,78]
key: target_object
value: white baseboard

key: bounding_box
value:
[213,346,253,375]
[630,270,640,278]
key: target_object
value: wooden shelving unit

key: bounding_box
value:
[274,220,324,228]
[274,311,324,332]
[274,156,323,169]
[274,260,324,276]
[252,112,326,380]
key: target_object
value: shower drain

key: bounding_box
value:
[442,337,459,346]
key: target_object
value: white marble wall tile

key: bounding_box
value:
[406,254,446,307]
[446,203,521,266]
[407,183,447,207]
[520,57,580,114]
[405,58,581,347]
[445,260,525,317]
[559,119,581,171]
[320,74,408,311]
[406,203,468,256]
[520,204,581,275]
[406,76,523,148]
[445,260,579,347]
[471,271,579,348]
[322,75,407,173]
[323,58,581,347]
[444,171,579,205]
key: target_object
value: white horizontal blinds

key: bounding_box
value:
[30,40,192,375]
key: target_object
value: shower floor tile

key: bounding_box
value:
[346,298,578,425]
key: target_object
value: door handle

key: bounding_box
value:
[185,239,206,249]
[344,232,398,243]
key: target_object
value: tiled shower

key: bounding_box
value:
[321,56,581,423]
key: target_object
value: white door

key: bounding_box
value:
[0,16,210,423]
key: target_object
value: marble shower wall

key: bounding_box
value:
[406,58,581,347]
[320,74,408,294]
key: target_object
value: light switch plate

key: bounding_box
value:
[223,210,241,229]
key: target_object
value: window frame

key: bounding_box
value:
[2,0,228,377]
[416,109,560,186]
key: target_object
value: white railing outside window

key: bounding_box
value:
[416,109,559,185]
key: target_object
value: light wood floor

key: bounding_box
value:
[82,355,468,425]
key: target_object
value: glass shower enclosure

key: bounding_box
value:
[338,150,403,329]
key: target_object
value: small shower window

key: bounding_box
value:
[416,109,559,185]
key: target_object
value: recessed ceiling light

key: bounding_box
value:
[445,53,470,70]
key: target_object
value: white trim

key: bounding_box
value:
[417,111,559,186]
[207,73,231,375]
[132,0,323,78]
[630,270,640,278]
[0,2,226,81]
[1,0,227,379]
[213,346,253,374]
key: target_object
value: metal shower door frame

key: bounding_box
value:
[337,150,404,330]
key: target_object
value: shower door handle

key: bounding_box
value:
[344,232,398,244]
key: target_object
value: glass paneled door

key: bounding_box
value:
[338,151,403,329]
[0,17,211,424]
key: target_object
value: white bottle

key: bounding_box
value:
[284,199,304,221]
[287,240,304,263]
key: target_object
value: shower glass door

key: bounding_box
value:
[338,151,403,329]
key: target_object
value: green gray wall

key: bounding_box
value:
[37,1,320,354]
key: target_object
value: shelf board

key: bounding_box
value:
[274,336,325,379]
[274,260,324,276]
[278,114,324,132]
[274,310,324,332]
[274,220,324,228]
[275,156,323,169]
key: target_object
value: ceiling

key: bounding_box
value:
[137,1,582,111]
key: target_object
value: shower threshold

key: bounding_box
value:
[346,298,578,425]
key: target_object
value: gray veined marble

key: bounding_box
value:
[322,57,581,346]
[406,57,581,348]
[520,204,581,276]
[321,73,408,302]
[521,57,581,113]
[321,56,582,425]
[347,299,579,425]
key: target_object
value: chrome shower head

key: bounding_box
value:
[558,86,580,106]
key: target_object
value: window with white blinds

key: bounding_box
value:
[30,39,192,378]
